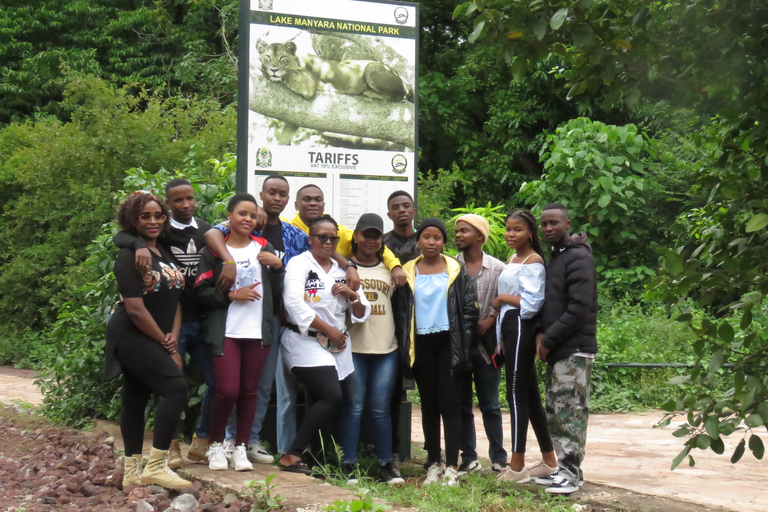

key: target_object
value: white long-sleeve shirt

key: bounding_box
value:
[496,261,546,350]
[281,251,371,379]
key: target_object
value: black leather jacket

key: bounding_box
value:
[392,254,479,377]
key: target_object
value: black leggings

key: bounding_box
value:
[502,310,553,454]
[118,348,188,457]
[412,331,466,467]
[288,365,342,458]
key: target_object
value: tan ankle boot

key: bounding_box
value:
[123,455,143,487]
[186,434,210,463]
[140,447,192,490]
[168,439,184,469]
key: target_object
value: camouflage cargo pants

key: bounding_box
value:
[545,354,593,486]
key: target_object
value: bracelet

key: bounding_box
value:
[223,260,236,265]
[350,294,360,305]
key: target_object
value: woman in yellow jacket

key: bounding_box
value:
[393,218,479,486]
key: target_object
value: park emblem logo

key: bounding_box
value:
[394,7,408,24]
[304,270,323,303]
[391,154,407,174]
[256,148,272,168]
[171,240,204,277]
[258,0,273,11]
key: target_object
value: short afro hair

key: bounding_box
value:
[117,192,169,236]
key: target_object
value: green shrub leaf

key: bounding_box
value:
[731,439,746,463]
[551,8,568,30]
[745,213,768,233]
[749,434,764,459]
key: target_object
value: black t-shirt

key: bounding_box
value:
[383,230,420,264]
[262,222,285,262]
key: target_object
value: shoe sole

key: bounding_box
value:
[247,455,275,464]
[546,486,578,494]
[140,477,191,490]
[208,463,228,471]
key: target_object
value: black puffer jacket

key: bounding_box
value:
[392,254,479,377]
[540,232,598,365]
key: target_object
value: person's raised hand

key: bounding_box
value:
[217,263,236,291]
[231,282,261,302]
[257,252,282,268]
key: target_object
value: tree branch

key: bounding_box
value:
[248,69,415,148]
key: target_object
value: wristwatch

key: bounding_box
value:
[344,260,358,270]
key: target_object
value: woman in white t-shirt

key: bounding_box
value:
[337,213,404,485]
[492,209,556,483]
[194,193,284,472]
[278,215,371,476]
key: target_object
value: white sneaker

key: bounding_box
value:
[458,459,481,475]
[441,467,460,486]
[423,463,445,484]
[527,460,558,478]
[246,441,273,464]
[231,445,254,471]
[222,439,235,460]
[206,442,228,471]
[496,466,531,484]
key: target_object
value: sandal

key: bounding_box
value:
[280,460,313,476]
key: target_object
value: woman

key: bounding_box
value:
[338,214,404,485]
[194,193,284,471]
[394,218,478,486]
[104,191,191,490]
[279,215,371,475]
[492,209,556,483]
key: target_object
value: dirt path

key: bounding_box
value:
[3,366,765,512]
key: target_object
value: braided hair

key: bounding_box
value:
[506,209,544,258]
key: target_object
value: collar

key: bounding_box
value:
[170,216,198,230]
[289,214,310,234]
[456,251,492,269]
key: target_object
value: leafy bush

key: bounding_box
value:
[36,157,236,428]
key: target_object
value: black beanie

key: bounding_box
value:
[416,217,448,241]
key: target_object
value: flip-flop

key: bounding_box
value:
[280,460,313,476]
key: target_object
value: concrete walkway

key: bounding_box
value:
[2,366,766,511]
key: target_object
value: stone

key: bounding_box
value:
[221,493,238,506]
[136,499,156,512]
[180,486,200,500]
[80,481,98,497]
[148,484,170,498]
[169,494,199,512]
[127,486,152,503]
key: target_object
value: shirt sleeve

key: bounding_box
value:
[213,220,230,236]
[348,286,371,324]
[336,224,354,258]
[381,245,402,271]
[114,249,144,299]
[519,263,546,319]
[282,255,317,336]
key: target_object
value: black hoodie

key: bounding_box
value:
[540,232,598,365]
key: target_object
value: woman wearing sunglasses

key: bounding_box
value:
[279,215,370,475]
[104,192,191,490]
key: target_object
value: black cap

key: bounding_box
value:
[416,217,448,241]
[355,213,384,233]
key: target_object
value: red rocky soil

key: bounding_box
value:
[0,405,253,512]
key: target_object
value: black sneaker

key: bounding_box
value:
[545,474,579,495]
[341,462,358,485]
[379,461,405,485]
[457,460,481,474]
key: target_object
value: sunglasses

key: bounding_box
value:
[310,234,341,244]
[139,212,167,222]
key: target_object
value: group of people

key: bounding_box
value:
[105,175,597,496]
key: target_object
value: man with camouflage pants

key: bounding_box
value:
[534,203,598,494]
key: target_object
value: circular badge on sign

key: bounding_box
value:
[394,7,408,24]
[391,154,407,174]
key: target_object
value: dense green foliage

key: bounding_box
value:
[457,0,768,466]
[0,0,238,124]
[0,76,236,336]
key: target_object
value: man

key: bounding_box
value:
[454,214,508,473]
[535,203,598,494]
[381,190,418,473]
[204,175,307,463]
[288,184,406,286]
[383,191,419,264]
[113,178,215,468]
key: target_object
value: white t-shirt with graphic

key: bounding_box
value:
[225,240,264,339]
[281,251,371,379]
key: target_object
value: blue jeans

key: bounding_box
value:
[225,324,298,454]
[178,320,215,439]
[339,351,398,464]
[460,352,508,464]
